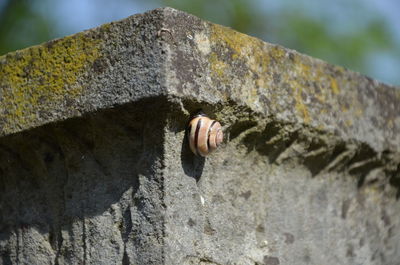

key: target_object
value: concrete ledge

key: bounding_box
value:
[1,8,399,152]
[0,9,167,137]
[0,7,399,265]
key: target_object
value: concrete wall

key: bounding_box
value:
[0,7,399,265]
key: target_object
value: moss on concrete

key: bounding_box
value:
[0,31,102,133]
[202,22,399,152]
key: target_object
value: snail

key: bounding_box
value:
[187,111,223,157]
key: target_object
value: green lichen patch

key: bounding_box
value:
[0,31,102,134]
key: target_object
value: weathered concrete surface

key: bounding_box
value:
[1,7,400,265]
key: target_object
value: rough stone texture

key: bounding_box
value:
[1,7,400,265]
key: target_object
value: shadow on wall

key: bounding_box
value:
[0,97,168,262]
[180,129,205,182]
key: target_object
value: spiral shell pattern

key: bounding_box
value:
[188,113,223,157]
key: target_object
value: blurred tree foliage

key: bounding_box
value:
[0,0,398,84]
[161,0,265,37]
[0,0,54,55]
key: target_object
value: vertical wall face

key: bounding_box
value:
[1,7,400,265]
[0,99,168,265]
[163,103,400,265]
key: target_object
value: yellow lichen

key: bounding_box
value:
[209,52,228,79]
[315,93,326,103]
[207,22,374,129]
[387,119,393,129]
[293,85,310,124]
[210,24,250,58]
[330,77,340,95]
[210,24,267,65]
[345,119,353,127]
[209,23,271,99]
[297,61,311,77]
[0,31,102,133]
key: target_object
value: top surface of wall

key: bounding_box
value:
[0,7,399,151]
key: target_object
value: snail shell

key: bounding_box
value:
[187,112,223,157]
